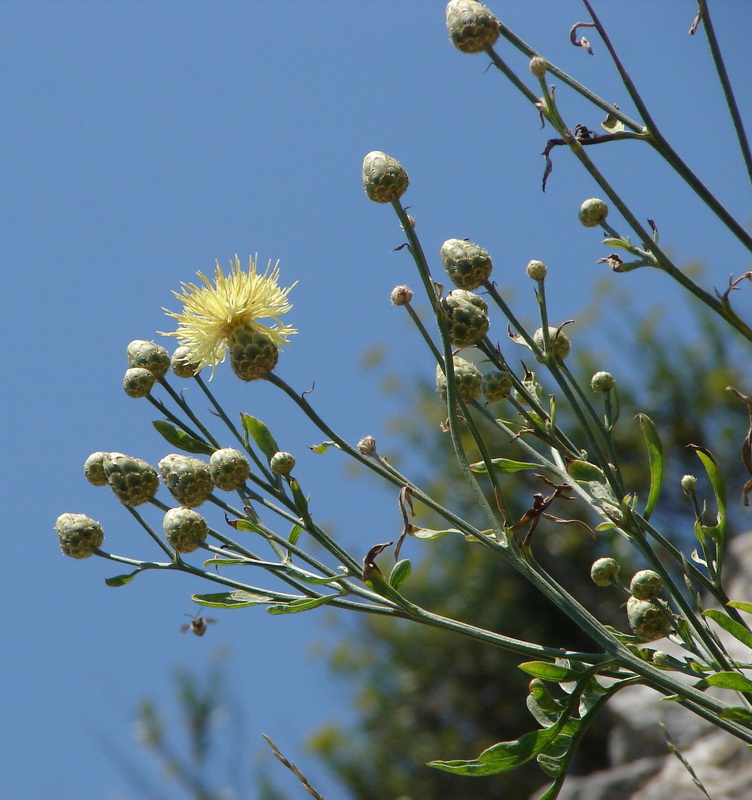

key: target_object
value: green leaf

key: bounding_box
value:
[469,458,540,474]
[566,460,605,483]
[191,590,275,608]
[233,518,266,535]
[288,524,303,547]
[702,609,752,649]
[240,413,279,461]
[411,527,463,541]
[202,557,249,567]
[105,569,144,587]
[518,662,583,683]
[388,559,412,591]
[689,444,727,541]
[696,671,752,692]
[719,706,752,723]
[636,413,663,520]
[309,441,339,454]
[288,478,309,515]
[267,595,334,615]
[728,600,752,615]
[537,735,572,777]
[152,420,214,455]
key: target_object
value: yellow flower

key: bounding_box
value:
[161,255,297,373]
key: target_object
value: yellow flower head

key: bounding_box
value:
[161,255,297,373]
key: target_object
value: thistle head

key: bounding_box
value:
[163,507,208,554]
[56,513,104,559]
[579,198,609,228]
[210,448,251,491]
[362,151,409,203]
[440,290,490,348]
[171,346,202,378]
[445,0,500,54]
[436,356,482,403]
[126,340,171,379]
[103,452,160,506]
[123,367,156,398]
[440,238,493,290]
[228,326,279,381]
[158,454,214,507]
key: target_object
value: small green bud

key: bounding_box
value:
[123,367,156,398]
[56,512,104,559]
[440,289,490,348]
[210,448,251,491]
[445,0,500,54]
[362,151,409,203]
[126,340,170,379]
[591,371,615,393]
[84,451,110,486]
[630,569,663,600]
[103,452,160,506]
[579,198,609,228]
[529,56,548,77]
[481,371,513,403]
[163,507,208,554]
[525,259,547,281]
[681,474,698,492]
[627,596,672,642]
[159,454,214,507]
[533,326,571,361]
[270,451,296,476]
[390,285,413,306]
[171,346,201,378]
[436,357,482,403]
[228,326,279,381]
[358,436,377,456]
[590,557,620,587]
[440,238,493,291]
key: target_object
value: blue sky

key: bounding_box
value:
[4,2,752,799]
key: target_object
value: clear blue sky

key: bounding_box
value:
[4,2,751,798]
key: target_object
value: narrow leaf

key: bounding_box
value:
[105,569,144,587]
[288,478,309,515]
[388,559,412,591]
[428,729,553,776]
[309,441,339,454]
[689,444,727,541]
[702,609,752,649]
[241,413,279,460]
[191,590,275,608]
[719,706,752,723]
[267,595,334,615]
[288,524,303,547]
[697,671,752,692]
[636,413,663,520]
[152,420,214,455]
[728,600,752,615]
[411,527,463,541]
[469,458,540,474]
[518,662,582,683]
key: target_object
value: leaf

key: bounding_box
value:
[566,460,605,483]
[688,444,727,541]
[152,420,214,455]
[636,413,663,520]
[288,478,309,515]
[601,111,626,134]
[233,518,266,535]
[288,524,303,547]
[267,595,335,615]
[719,706,752,723]
[105,569,144,587]
[696,671,752,693]
[389,559,412,590]
[728,600,752,615]
[240,413,279,461]
[537,735,572,777]
[469,458,541,474]
[309,441,339,454]
[518,662,583,683]
[702,609,752,649]
[202,557,249,567]
[191,590,275,608]
[411,527,463,541]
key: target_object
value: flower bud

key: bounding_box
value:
[171,346,201,378]
[591,371,615,393]
[440,238,493,291]
[358,436,377,456]
[579,198,609,228]
[210,448,251,491]
[440,290,490,348]
[482,371,513,403]
[629,569,663,600]
[123,367,156,398]
[126,340,171,379]
[436,357,482,403]
[590,556,620,587]
[270,451,296,476]
[362,151,409,203]
[84,451,110,486]
[163,507,208,554]
[529,56,547,77]
[103,452,159,506]
[390,285,413,306]
[627,596,672,642]
[445,0,500,54]
[681,474,698,492]
[56,512,104,559]
[525,259,547,281]
[228,326,279,381]
[158,454,214,507]
[533,327,570,361]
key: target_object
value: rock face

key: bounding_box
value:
[530,534,752,800]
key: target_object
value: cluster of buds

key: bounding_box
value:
[84,451,159,507]
[122,340,171,398]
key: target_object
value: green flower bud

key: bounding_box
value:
[630,569,663,600]
[681,474,698,492]
[436,357,482,403]
[171,346,201,378]
[482,371,513,403]
[126,340,171,379]
[358,436,377,456]
[445,0,500,54]
[362,151,409,203]
[270,451,296,476]
[56,512,104,559]
[228,326,279,381]
[103,452,159,506]
[525,259,547,281]
[533,326,571,361]
[158,454,214,507]
[529,56,548,77]
[123,367,156,398]
[579,198,609,228]
[390,285,413,306]
[163,507,208,554]
[627,596,672,642]
[590,556,620,587]
[440,238,493,291]
[440,290,490,348]
[210,448,251,491]
[84,451,110,486]
[591,371,615,393]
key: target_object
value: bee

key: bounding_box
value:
[180,614,217,637]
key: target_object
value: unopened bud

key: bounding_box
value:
[358,436,377,456]
[681,474,698,492]
[525,259,547,281]
[630,569,663,600]
[533,326,571,361]
[362,151,409,203]
[159,454,214,507]
[436,357,482,403]
[627,596,672,642]
[103,452,159,506]
[210,448,251,491]
[445,0,500,54]
[579,198,609,228]
[171,346,201,378]
[163,507,208,554]
[529,56,548,77]
[591,371,615,393]
[56,512,104,559]
[126,340,170,379]
[270,451,296,476]
[228,326,279,381]
[590,557,620,587]
[84,452,110,486]
[123,367,156,398]
[390,285,413,306]
[440,238,493,291]
[482,371,513,403]
[441,290,490,348]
